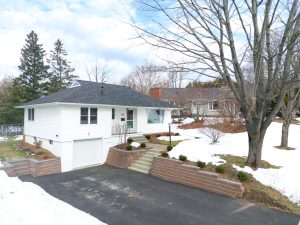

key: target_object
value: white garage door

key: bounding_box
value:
[73,138,102,169]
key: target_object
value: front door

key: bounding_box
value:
[127,109,134,131]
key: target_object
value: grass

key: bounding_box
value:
[0,137,27,161]
[274,146,296,150]
[153,139,181,147]
[219,154,280,169]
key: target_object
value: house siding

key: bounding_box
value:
[24,106,62,142]
[60,105,112,141]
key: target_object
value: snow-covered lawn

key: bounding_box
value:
[0,171,106,225]
[169,122,300,204]
[157,135,192,141]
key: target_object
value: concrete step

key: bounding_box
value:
[128,166,150,174]
[132,160,152,168]
[130,162,151,170]
[131,136,148,143]
[146,150,161,155]
[138,157,154,164]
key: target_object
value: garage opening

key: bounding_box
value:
[73,138,103,169]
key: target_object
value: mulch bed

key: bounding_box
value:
[178,120,246,133]
[15,142,56,160]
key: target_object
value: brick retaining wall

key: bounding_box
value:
[150,157,244,198]
[106,147,145,168]
[0,158,61,177]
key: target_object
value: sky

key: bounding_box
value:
[0,0,158,83]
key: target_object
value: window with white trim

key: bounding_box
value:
[90,108,98,124]
[148,109,165,123]
[80,107,98,124]
[208,101,219,111]
[80,107,89,124]
[28,108,34,121]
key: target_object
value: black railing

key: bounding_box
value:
[0,124,24,137]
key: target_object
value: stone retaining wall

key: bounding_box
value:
[106,147,145,168]
[150,157,244,198]
[0,158,61,177]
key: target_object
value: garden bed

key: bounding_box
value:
[151,156,244,198]
[16,142,56,160]
[162,152,300,214]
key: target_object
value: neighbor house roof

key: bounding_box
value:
[18,80,174,108]
[150,87,235,101]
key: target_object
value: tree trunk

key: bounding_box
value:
[280,118,291,148]
[246,128,266,168]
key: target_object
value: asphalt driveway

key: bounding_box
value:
[21,165,299,225]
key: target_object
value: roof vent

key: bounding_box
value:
[68,80,81,88]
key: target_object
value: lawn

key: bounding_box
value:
[154,139,181,148]
[0,137,26,161]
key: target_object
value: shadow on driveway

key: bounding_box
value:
[21,165,299,225]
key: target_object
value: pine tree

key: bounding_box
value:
[47,39,77,93]
[15,30,49,101]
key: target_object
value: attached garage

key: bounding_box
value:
[73,138,103,169]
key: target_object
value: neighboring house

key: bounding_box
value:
[149,87,238,117]
[17,80,174,172]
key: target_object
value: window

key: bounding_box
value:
[112,108,115,120]
[80,107,89,124]
[208,101,219,111]
[80,107,98,124]
[90,108,98,124]
[28,108,34,121]
[49,140,53,145]
[148,109,165,123]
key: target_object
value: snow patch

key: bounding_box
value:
[157,135,192,141]
[169,122,300,204]
[131,142,140,148]
[0,171,106,225]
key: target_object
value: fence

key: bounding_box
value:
[0,124,24,137]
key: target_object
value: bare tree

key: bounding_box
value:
[200,127,225,144]
[280,40,300,148]
[120,63,169,94]
[132,0,300,168]
[86,60,111,83]
[168,69,186,88]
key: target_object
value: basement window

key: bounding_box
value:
[49,140,53,145]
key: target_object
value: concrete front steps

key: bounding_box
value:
[131,136,148,143]
[128,149,161,174]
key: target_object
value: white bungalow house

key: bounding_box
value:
[17,80,174,172]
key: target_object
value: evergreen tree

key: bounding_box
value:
[47,39,77,93]
[15,30,49,101]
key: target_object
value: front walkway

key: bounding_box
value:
[146,142,167,152]
[21,165,299,225]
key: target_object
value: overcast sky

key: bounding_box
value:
[0,0,159,83]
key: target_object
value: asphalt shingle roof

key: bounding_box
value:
[20,80,173,108]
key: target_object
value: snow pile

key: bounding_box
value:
[15,135,23,141]
[169,122,300,204]
[181,117,195,124]
[0,136,8,142]
[157,135,193,141]
[131,142,140,148]
[0,171,106,225]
